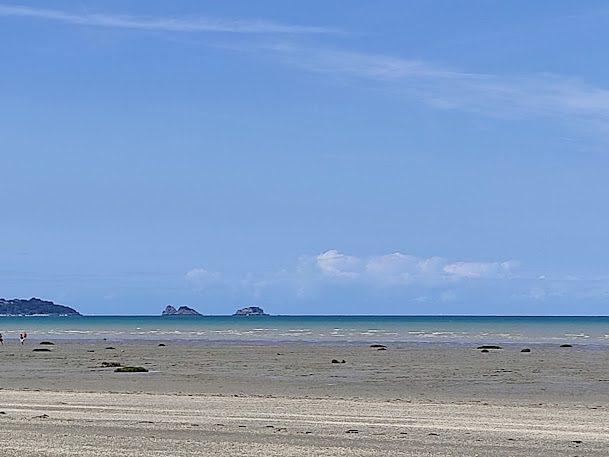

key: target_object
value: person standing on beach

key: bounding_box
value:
[0,332,3,345]
[19,332,27,345]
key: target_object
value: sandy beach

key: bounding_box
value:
[1,340,608,455]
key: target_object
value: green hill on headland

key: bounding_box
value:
[0,298,81,316]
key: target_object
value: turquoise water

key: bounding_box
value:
[1,315,609,345]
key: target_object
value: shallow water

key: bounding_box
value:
[1,315,609,345]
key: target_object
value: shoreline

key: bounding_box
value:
[0,337,602,348]
[0,335,603,347]
[3,315,609,346]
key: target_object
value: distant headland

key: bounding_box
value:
[162,305,201,316]
[0,298,81,316]
[233,306,268,316]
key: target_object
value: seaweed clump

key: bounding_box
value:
[114,366,148,373]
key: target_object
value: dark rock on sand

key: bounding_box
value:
[477,345,503,350]
[560,344,573,348]
[370,344,387,348]
[331,359,347,364]
[114,366,148,373]
[158,343,166,347]
[39,341,55,345]
[480,349,490,353]
[521,348,531,353]
[377,347,387,351]
[32,348,51,352]
[101,362,122,368]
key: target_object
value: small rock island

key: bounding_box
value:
[233,306,268,316]
[0,298,81,316]
[162,305,201,316]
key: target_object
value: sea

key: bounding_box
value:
[1,315,609,346]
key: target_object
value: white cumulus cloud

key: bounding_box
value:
[443,261,516,278]
[365,252,420,284]
[185,268,220,288]
[314,250,517,284]
[316,250,362,278]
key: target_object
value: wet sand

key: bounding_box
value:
[1,340,608,455]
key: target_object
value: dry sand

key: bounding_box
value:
[1,340,608,455]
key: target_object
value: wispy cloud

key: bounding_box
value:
[286,48,609,127]
[5,4,607,129]
[0,4,337,35]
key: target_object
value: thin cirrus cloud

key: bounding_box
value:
[315,250,517,285]
[0,4,338,35]
[5,3,608,128]
[287,49,609,127]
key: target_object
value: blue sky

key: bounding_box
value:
[2,1,609,315]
